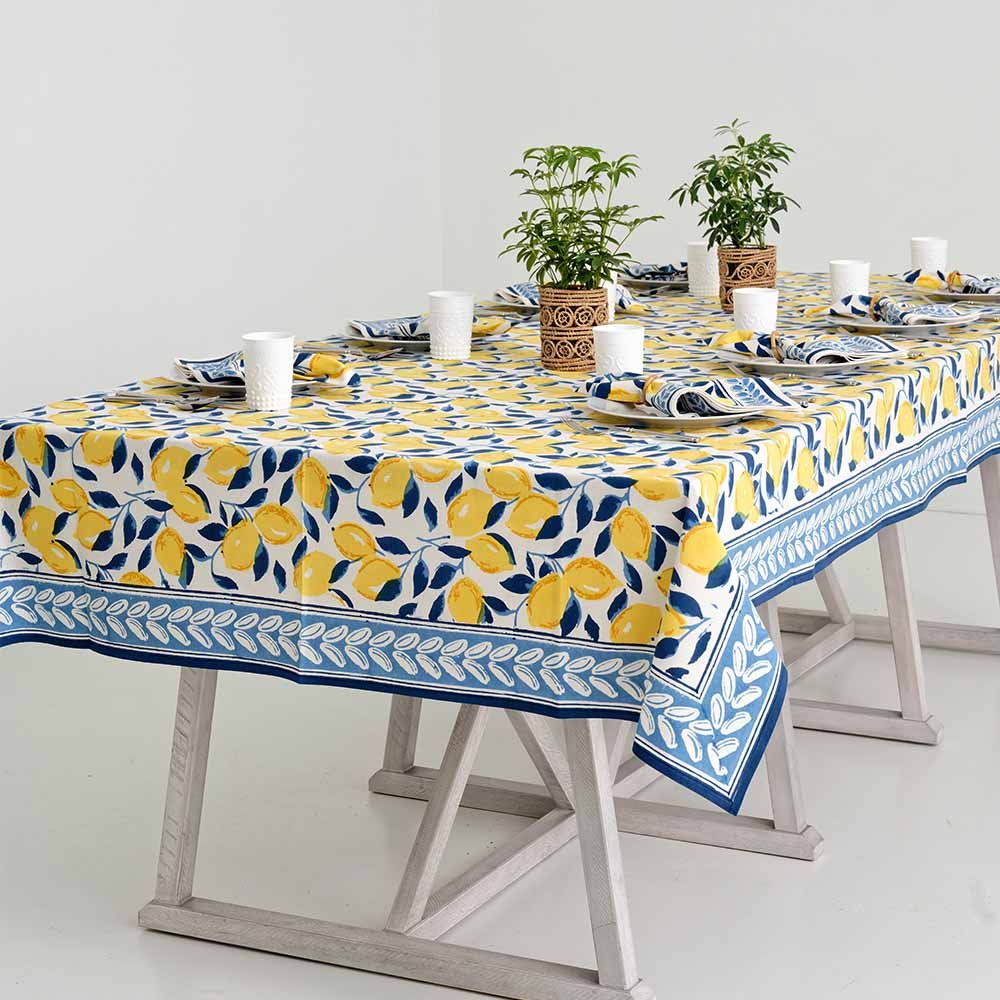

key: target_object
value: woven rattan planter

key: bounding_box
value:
[717,245,777,312]
[538,286,608,372]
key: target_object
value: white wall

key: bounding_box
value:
[436,0,1000,610]
[0,0,442,411]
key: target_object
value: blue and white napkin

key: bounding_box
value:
[495,282,639,311]
[588,372,801,417]
[902,268,1000,295]
[714,329,899,364]
[347,315,426,340]
[830,294,960,326]
[175,350,360,388]
[618,261,688,283]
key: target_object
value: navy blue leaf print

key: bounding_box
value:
[402,476,420,517]
[595,495,623,521]
[536,472,571,491]
[1,436,12,460]
[212,572,239,591]
[500,573,534,594]
[536,515,563,540]
[279,475,294,505]
[1,512,14,538]
[186,543,209,561]
[291,536,307,566]
[145,498,172,512]
[670,590,703,618]
[623,561,643,593]
[358,506,385,526]
[377,536,410,555]
[485,501,506,529]
[73,464,97,482]
[430,564,458,589]
[690,629,711,663]
[278,449,302,473]
[53,512,70,534]
[575,493,593,531]
[149,438,165,460]
[253,544,269,581]
[346,455,377,474]
[19,552,41,566]
[484,595,509,613]
[303,509,320,541]
[131,453,144,484]
[604,476,636,489]
[439,545,470,559]
[444,476,463,505]
[184,453,202,478]
[560,594,581,636]
[412,558,429,597]
[423,497,438,531]
[122,513,137,546]
[198,522,226,542]
[246,487,268,507]
[137,542,152,571]
[595,524,611,556]
[230,466,253,491]
[706,560,731,588]
[103,552,128,571]
[331,559,351,583]
[261,448,277,480]
[608,588,628,620]
[273,562,286,591]
[552,537,581,559]
[584,614,600,641]
[25,467,40,496]
[654,524,680,545]
[429,592,445,621]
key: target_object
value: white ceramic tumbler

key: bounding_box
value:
[829,259,871,304]
[428,290,474,361]
[593,323,644,376]
[732,287,778,334]
[243,331,295,411]
[687,240,719,297]
[911,236,947,273]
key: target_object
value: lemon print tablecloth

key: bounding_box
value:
[1,273,998,813]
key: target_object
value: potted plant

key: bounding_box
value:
[670,120,799,312]
[501,145,662,372]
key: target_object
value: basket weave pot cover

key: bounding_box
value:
[538,286,608,372]
[717,245,777,312]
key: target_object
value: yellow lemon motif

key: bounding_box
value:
[307,354,351,379]
[526,573,569,630]
[333,522,376,560]
[694,463,728,520]
[964,346,979,389]
[447,577,484,623]
[485,465,532,500]
[850,425,866,465]
[151,447,192,493]
[632,468,682,501]
[80,430,120,466]
[155,528,186,576]
[221,519,260,571]
[734,471,758,522]
[14,425,46,465]
[897,400,916,438]
[51,479,88,511]
[656,567,673,598]
[981,357,993,394]
[941,375,957,414]
[168,485,209,524]
[0,461,28,498]
[293,551,337,597]
[254,504,303,545]
[660,606,686,639]
[609,604,661,644]
[354,555,401,600]
[507,493,559,540]
[565,557,619,600]
[467,534,513,574]
[75,509,112,550]
[824,405,848,457]
[796,448,818,493]
[22,506,58,547]
[42,541,76,575]
[369,457,411,509]
[679,523,726,575]
[295,457,330,509]
[411,458,460,483]
[120,571,154,586]
[610,507,651,560]
[205,443,250,486]
[448,489,494,537]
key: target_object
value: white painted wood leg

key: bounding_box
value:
[981,454,1000,610]
[141,680,655,1000]
[506,710,574,808]
[380,695,423,773]
[153,667,217,905]
[564,719,638,992]
[386,704,489,933]
[785,567,856,682]
[790,523,943,745]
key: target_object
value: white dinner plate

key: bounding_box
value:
[586,396,774,428]
[826,311,981,335]
[339,318,512,349]
[714,349,903,375]
[894,279,1000,304]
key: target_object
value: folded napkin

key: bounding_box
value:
[588,372,800,417]
[902,268,1000,295]
[828,294,959,326]
[175,351,359,388]
[713,329,899,364]
[618,261,688,283]
[348,315,426,340]
[495,282,640,311]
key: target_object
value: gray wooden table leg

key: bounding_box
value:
[381,695,423,773]
[565,719,639,992]
[980,454,1000,611]
[153,667,217,905]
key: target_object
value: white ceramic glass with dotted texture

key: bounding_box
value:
[687,240,719,296]
[242,331,294,411]
[593,323,644,375]
[911,236,947,273]
[732,287,778,334]
[829,259,871,304]
[428,290,474,361]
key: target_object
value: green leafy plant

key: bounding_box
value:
[501,145,662,289]
[670,120,799,249]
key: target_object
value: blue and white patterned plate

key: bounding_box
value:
[827,311,980,334]
[587,396,767,427]
[716,349,903,375]
[893,279,1000,304]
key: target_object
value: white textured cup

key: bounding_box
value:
[428,290,474,360]
[687,240,719,296]
[911,236,947,273]
[732,287,778,334]
[243,331,294,410]
[829,259,871,304]
[593,323,644,376]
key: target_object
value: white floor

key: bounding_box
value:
[2,623,999,998]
